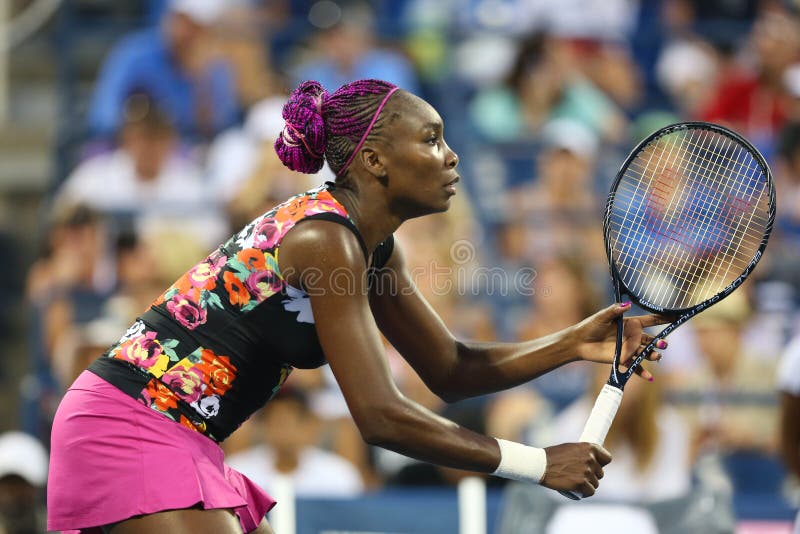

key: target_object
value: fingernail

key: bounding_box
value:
[657,340,667,349]
[620,301,631,308]
[648,376,655,382]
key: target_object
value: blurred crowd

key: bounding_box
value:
[4,0,800,531]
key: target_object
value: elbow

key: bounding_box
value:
[351,401,411,447]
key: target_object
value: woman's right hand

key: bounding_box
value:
[540,443,612,497]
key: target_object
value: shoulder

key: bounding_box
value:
[280,218,368,287]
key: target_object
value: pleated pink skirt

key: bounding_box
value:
[47,371,275,533]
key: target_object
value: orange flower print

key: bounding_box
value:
[237,248,266,271]
[179,415,206,433]
[144,381,178,412]
[223,271,250,306]
[199,350,237,396]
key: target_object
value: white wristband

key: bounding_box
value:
[492,438,547,484]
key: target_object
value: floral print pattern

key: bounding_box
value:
[96,186,352,440]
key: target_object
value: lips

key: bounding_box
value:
[445,176,460,187]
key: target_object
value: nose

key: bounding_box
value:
[446,145,459,169]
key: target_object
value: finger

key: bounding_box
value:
[585,468,599,489]
[640,333,668,347]
[580,481,596,497]
[636,313,674,328]
[644,348,663,362]
[634,363,654,382]
[603,301,632,320]
[595,465,605,480]
[593,445,613,465]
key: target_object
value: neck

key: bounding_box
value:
[329,180,402,253]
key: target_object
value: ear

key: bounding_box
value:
[358,146,388,180]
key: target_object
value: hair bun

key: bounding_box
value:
[275,81,329,174]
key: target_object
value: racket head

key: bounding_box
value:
[604,121,775,316]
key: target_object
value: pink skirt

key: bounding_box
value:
[47,371,276,533]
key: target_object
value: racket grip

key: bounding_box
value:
[559,384,623,501]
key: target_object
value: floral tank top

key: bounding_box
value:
[89,183,394,442]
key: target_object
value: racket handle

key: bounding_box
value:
[558,384,623,501]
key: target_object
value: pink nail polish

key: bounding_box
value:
[620,301,631,308]
[657,340,667,349]
[648,376,654,382]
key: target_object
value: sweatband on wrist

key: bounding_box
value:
[492,438,547,484]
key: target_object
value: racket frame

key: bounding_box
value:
[558,122,774,501]
[603,121,775,389]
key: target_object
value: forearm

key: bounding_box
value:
[363,397,499,471]
[780,393,800,478]
[360,396,544,483]
[444,326,579,400]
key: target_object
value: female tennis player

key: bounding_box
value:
[47,79,668,534]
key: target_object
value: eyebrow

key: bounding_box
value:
[422,121,443,132]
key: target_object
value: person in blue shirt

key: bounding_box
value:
[292,4,421,97]
[87,0,240,143]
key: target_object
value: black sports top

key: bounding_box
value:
[89,184,394,442]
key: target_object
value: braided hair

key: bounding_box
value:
[274,79,399,178]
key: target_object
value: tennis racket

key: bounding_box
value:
[559,121,775,500]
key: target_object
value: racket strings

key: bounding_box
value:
[607,127,771,309]
[625,132,764,306]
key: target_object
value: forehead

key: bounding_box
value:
[384,92,442,134]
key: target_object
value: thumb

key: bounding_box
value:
[604,301,631,318]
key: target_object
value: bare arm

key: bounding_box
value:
[780,392,800,479]
[279,221,609,495]
[280,221,499,472]
[369,241,665,402]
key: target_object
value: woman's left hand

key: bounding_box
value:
[572,302,672,381]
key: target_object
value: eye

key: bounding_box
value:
[427,135,440,145]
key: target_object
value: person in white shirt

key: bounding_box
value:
[58,93,229,249]
[59,93,212,215]
[226,388,364,498]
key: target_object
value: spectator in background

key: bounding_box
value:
[697,9,800,158]
[769,119,800,291]
[226,388,364,498]
[60,93,228,249]
[25,205,110,364]
[514,254,602,406]
[544,365,692,502]
[468,33,626,144]
[207,90,319,229]
[0,432,49,534]
[291,3,420,95]
[655,38,720,117]
[665,292,778,459]
[87,0,239,143]
[59,93,210,217]
[511,118,605,263]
